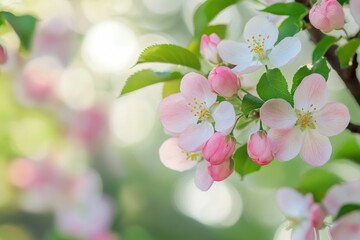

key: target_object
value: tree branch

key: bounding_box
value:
[347,122,360,134]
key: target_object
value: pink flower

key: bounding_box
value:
[195,161,214,191]
[309,0,345,32]
[247,130,273,166]
[330,211,360,240]
[200,33,221,65]
[260,73,350,166]
[277,188,326,240]
[0,44,7,65]
[159,72,236,152]
[208,66,240,97]
[202,132,236,165]
[350,0,360,26]
[208,158,234,181]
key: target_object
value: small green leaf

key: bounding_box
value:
[335,39,360,69]
[262,2,308,18]
[312,36,338,63]
[297,169,343,202]
[203,24,227,39]
[1,11,37,51]
[242,93,264,116]
[233,145,261,179]
[121,70,182,96]
[277,17,302,43]
[335,204,360,220]
[335,136,360,164]
[162,79,181,98]
[193,0,240,37]
[337,0,349,5]
[137,44,201,70]
[257,68,293,105]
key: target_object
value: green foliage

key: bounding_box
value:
[335,136,360,164]
[0,11,37,51]
[337,0,349,5]
[312,35,339,63]
[193,0,240,38]
[47,231,77,240]
[121,70,182,96]
[291,57,330,94]
[297,169,343,202]
[257,68,293,105]
[241,93,264,116]
[277,17,302,43]
[233,144,261,179]
[262,2,308,18]
[335,39,360,69]
[137,44,201,70]
[335,204,360,220]
[162,79,181,98]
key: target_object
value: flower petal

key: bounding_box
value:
[277,188,312,218]
[194,161,213,191]
[330,211,360,240]
[180,72,217,108]
[313,102,350,137]
[260,99,297,129]
[291,222,316,240]
[294,73,328,112]
[159,138,198,172]
[232,64,263,74]
[244,15,278,50]
[268,37,301,67]
[178,122,214,152]
[213,101,236,134]
[350,0,360,26]
[268,127,304,161]
[300,129,332,166]
[158,93,197,134]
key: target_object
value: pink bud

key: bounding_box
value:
[208,158,234,181]
[209,66,240,97]
[310,204,326,229]
[200,33,221,65]
[309,0,345,32]
[247,131,273,165]
[202,132,236,165]
[0,44,7,65]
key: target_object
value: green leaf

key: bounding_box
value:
[291,57,330,94]
[193,0,240,37]
[262,2,308,18]
[257,68,293,105]
[121,70,182,95]
[336,39,360,69]
[1,11,37,51]
[297,169,343,202]
[47,230,76,240]
[277,17,302,43]
[335,136,360,164]
[203,24,227,39]
[162,79,181,98]
[337,0,349,5]
[312,36,338,63]
[137,44,201,70]
[335,204,360,220]
[233,145,261,179]
[242,93,264,116]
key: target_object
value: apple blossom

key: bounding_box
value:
[208,158,234,181]
[159,72,236,152]
[309,0,345,32]
[247,130,273,165]
[329,212,360,240]
[350,0,360,26]
[208,66,240,97]
[260,73,350,166]
[218,16,301,74]
[200,33,221,65]
[0,44,7,65]
[202,132,236,165]
[195,161,214,191]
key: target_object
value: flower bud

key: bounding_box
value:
[202,132,236,165]
[209,66,240,97]
[247,131,273,165]
[200,33,221,65]
[208,158,234,181]
[0,44,7,65]
[310,204,326,229]
[309,0,345,32]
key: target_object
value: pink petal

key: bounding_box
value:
[208,158,234,181]
[300,129,332,166]
[309,7,332,32]
[292,222,316,240]
[159,138,198,172]
[180,72,216,108]
[326,0,345,30]
[158,93,197,134]
[313,102,350,137]
[194,161,213,191]
[277,188,313,218]
[330,212,360,240]
[212,101,236,134]
[178,122,214,152]
[268,127,304,161]
[294,74,328,112]
[260,99,297,129]
[350,0,360,26]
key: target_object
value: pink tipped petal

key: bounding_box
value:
[313,102,350,137]
[194,161,213,191]
[158,93,197,134]
[260,99,297,129]
[326,0,345,29]
[217,40,254,71]
[268,128,304,161]
[300,129,332,166]
[330,212,360,240]
[213,101,236,134]
[159,138,198,172]
[268,37,301,67]
[277,188,312,218]
[178,122,214,152]
[350,0,360,26]
[292,222,316,240]
[294,74,328,112]
[180,72,217,107]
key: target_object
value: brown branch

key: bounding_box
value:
[347,122,360,134]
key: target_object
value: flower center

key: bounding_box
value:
[184,152,200,161]
[188,98,211,121]
[286,217,301,229]
[247,34,270,60]
[295,108,316,131]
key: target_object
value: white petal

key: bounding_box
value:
[300,129,332,166]
[232,63,263,74]
[194,161,213,191]
[350,0,360,26]
[291,222,316,240]
[277,188,312,218]
[260,99,297,129]
[217,40,254,70]
[244,15,278,50]
[212,101,236,134]
[268,37,301,67]
[178,122,214,152]
[330,212,360,240]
